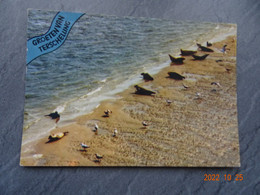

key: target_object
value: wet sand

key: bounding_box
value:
[20,35,240,167]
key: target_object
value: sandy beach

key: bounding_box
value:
[20,35,240,167]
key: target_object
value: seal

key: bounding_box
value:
[192,54,209,60]
[180,49,197,56]
[197,43,214,52]
[168,54,185,64]
[103,109,112,117]
[141,73,154,81]
[47,131,68,143]
[134,85,156,96]
[45,111,60,123]
[167,72,185,80]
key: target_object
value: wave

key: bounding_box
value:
[53,105,66,113]
[86,86,103,96]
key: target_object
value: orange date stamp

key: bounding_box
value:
[204,174,243,181]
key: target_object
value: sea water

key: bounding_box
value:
[22,10,236,145]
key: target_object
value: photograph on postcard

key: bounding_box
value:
[20,9,240,166]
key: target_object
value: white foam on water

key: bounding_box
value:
[22,119,57,146]
[208,25,236,43]
[86,86,103,96]
[100,78,107,83]
[53,105,66,113]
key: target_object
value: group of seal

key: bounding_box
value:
[135,39,227,99]
[135,41,218,96]
[168,42,214,65]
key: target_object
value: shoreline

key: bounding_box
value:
[20,34,240,167]
[22,25,236,141]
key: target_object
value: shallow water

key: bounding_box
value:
[23,10,236,145]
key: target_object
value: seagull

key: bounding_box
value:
[95,153,103,159]
[166,99,172,106]
[112,128,118,137]
[211,82,221,87]
[220,45,227,54]
[142,121,148,127]
[93,123,98,132]
[195,92,202,99]
[226,68,231,73]
[81,143,90,150]
[182,83,189,89]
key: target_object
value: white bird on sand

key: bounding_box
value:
[81,143,90,150]
[166,99,172,106]
[182,83,189,89]
[226,68,231,73]
[95,153,103,159]
[112,128,118,137]
[220,45,227,54]
[93,123,98,132]
[195,92,202,99]
[211,82,221,87]
[142,121,148,127]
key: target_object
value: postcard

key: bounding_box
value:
[20,9,240,166]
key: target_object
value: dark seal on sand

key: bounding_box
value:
[192,54,209,60]
[45,111,60,123]
[167,72,185,80]
[197,43,214,52]
[134,85,156,96]
[168,54,185,64]
[141,73,154,81]
[180,49,197,56]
